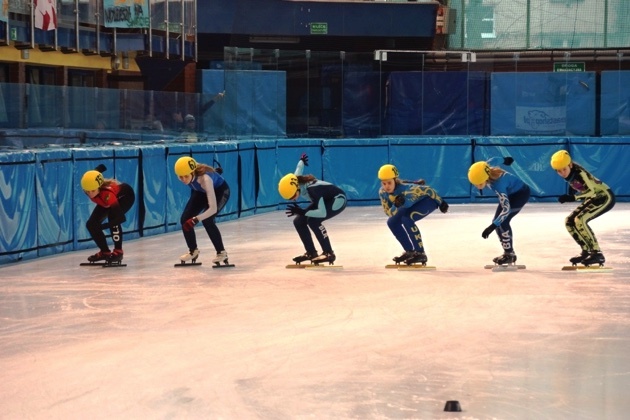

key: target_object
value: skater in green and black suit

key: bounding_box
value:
[550,150,615,266]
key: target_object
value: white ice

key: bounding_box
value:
[2,203,630,419]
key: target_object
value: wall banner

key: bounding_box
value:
[103,0,149,29]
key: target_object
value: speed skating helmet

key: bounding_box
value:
[278,173,299,200]
[81,170,104,191]
[468,161,490,185]
[378,164,399,180]
[174,156,197,176]
[550,150,571,170]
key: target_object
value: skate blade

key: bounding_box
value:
[80,262,108,266]
[174,261,202,267]
[562,265,612,272]
[484,264,526,270]
[385,264,435,270]
[102,262,127,268]
[213,263,235,269]
[305,264,342,269]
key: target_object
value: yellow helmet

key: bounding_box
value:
[468,161,490,185]
[550,150,571,170]
[81,170,104,191]
[278,173,299,200]
[378,164,399,180]
[174,156,197,176]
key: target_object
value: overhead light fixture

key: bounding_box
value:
[249,36,300,44]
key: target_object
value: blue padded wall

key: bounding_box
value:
[1,136,630,265]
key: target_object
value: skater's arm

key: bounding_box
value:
[573,167,607,200]
[379,190,397,217]
[195,175,219,221]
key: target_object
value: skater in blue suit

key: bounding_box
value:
[467,157,530,265]
[279,153,347,265]
[378,164,449,265]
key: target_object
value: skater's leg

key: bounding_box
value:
[405,199,439,252]
[494,186,530,253]
[86,207,110,252]
[306,196,347,254]
[570,193,615,252]
[201,215,225,252]
[110,224,123,250]
[294,215,317,254]
[180,191,207,251]
[387,212,415,251]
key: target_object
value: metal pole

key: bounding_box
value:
[165,0,169,59]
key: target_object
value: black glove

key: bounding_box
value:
[285,203,306,217]
[300,153,309,166]
[439,200,449,213]
[482,224,496,239]
[558,194,576,203]
[393,194,405,208]
[94,164,107,173]
[503,157,514,166]
[183,217,199,232]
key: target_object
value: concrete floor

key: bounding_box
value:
[2,203,630,419]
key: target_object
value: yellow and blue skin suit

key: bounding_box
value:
[379,182,445,252]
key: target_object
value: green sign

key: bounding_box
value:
[553,62,585,72]
[10,28,17,41]
[310,22,328,35]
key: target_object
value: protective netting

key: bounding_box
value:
[449,0,630,50]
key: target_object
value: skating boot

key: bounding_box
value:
[87,250,111,263]
[106,249,124,265]
[312,252,336,265]
[293,251,318,264]
[179,248,200,264]
[212,250,229,266]
[404,251,428,266]
[581,251,605,267]
[569,251,589,266]
[393,251,414,264]
[493,252,517,265]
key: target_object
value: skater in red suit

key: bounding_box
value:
[81,165,135,264]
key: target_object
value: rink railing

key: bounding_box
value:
[1,136,629,264]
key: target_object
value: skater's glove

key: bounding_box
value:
[285,203,305,217]
[558,194,575,203]
[503,157,514,166]
[300,153,309,166]
[393,194,405,207]
[439,200,449,213]
[183,217,199,232]
[481,223,496,239]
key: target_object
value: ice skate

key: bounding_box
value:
[493,252,517,265]
[212,250,234,268]
[292,251,318,264]
[80,250,112,266]
[569,251,589,266]
[404,251,428,266]
[87,250,111,263]
[105,249,124,266]
[312,251,336,265]
[212,250,227,265]
[393,251,414,264]
[175,248,201,267]
[486,252,526,271]
[581,251,605,267]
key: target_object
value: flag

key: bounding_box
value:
[34,0,57,31]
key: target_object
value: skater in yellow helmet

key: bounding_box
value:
[378,164,449,266]
[174,156,232,266]
[550,150,615,267]
[279,153,347,265]
[468,157,530,266]
[81,164,135,265]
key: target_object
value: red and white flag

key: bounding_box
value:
[34,0,57,31]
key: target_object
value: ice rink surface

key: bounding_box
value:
[2,203,630,419]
